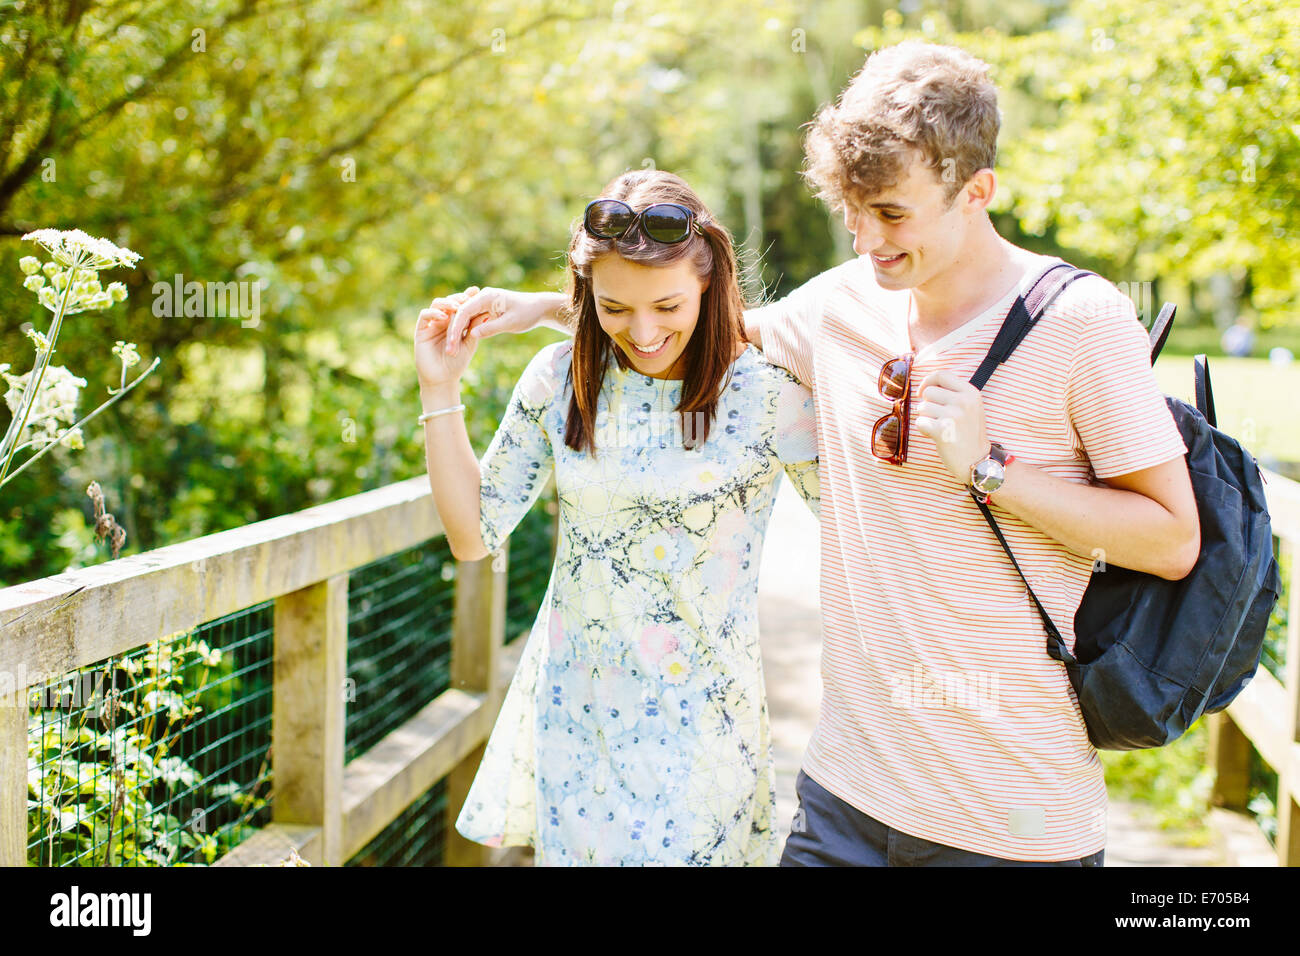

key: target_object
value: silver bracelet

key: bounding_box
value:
[418,403,466,424]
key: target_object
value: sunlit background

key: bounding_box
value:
[3,0,1295,866]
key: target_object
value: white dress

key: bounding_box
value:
[455,340,820,865]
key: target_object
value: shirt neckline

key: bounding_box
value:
[909,256,1065,362]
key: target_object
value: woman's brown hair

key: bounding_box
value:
[559,169,746,456]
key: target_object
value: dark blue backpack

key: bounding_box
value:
[970,263,1282,750]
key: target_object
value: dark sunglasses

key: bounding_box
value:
[872,352,913,465]
[583,199,706,244]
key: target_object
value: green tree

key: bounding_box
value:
[854,1,1298,327]
[0,0,809,582]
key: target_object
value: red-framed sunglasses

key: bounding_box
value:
[872,352,913,465]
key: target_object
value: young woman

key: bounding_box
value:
[413,169,819,866]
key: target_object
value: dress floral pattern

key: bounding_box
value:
[454,340,819,866]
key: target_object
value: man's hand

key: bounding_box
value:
[914,369,989,484]
[444,287,568,356]
[911,367,1201,580]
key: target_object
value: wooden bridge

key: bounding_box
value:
[2,465,1297,867]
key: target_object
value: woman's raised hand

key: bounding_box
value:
[444,286,559,357]
[414,292,479,387]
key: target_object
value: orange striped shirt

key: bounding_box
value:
[751,253,1188,860]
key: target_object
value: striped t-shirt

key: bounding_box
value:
[750,253,1188,860]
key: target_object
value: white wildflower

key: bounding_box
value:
[21,228,141,271]
[112,341,141,368]
[28,264,126,316]
[19,256,40,275]
[1,365,87,450]
[24,327,50,352]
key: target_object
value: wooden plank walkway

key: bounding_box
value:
[755,476,1232,866]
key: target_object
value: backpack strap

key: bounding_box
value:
[970,495,1077,665]
[969,262,1092,390]
[965,261,1097,666]
[1194,354,1217,428]
[1148,302,1177,365]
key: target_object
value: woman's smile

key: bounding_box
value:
[627,333,675,359]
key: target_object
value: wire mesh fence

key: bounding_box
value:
[25,506,558,867]
[345,779,448,867]
[345,536,457,764]
[25,602,275,867]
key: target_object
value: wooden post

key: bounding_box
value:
[445,547,508,866]
[271,572,348,866]
[0,687,26,866]
[1208,712,1252,811]
[1275,550,1300,866]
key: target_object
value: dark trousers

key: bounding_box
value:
[780,770,1105,867]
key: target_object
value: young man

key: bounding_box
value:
[436,40,1199,866]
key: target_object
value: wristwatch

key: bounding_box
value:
[968,442,1016,504]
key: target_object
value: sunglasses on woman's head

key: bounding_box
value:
[583,199,707,244]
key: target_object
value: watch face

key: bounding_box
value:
[972,457,1006,491]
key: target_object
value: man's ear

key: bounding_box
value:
[961,168,997,212]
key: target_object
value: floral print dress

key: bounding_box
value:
[454,340,819,866]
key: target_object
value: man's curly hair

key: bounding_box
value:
[802,41,1000,211]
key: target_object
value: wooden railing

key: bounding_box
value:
[0,475,533,867]
[1209,466,1300,866]
[1,465,1297,866]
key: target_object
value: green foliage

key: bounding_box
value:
[1247,749,1279,845]
[0,0,817,583]
[1162,321,1300,359]
[1249,539,1288,844]
[1265,545,1289,682]
[26,630,267,866]
[7,0,1286,588]
[1100,718,1216,842]
[856,2,1298,327]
